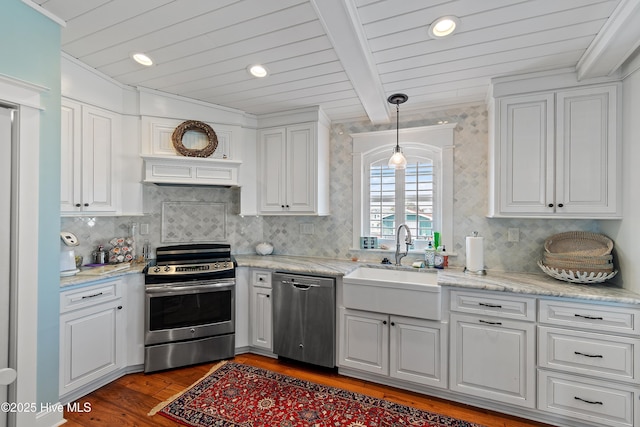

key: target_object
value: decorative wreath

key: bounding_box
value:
[171,120,218,158]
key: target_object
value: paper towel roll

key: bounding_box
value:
[465,236,484,272]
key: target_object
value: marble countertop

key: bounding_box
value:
[60,263,146,288]
[235,254,640,305]
[235,254,361,277]
[59,254,640,305]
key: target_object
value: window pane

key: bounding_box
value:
[405,162,433,240]
[369,162,395,238]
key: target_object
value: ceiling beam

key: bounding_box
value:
[576,0,640,80]
[310,0,390,124]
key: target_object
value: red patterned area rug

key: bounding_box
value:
[149,361,485,427]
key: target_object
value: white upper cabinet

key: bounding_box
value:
[61,98,120,215]
[258,116,330,216]
[489,80,621,219]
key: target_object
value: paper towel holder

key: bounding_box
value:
[464,231,486,275]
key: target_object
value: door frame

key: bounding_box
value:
[0,74,45,427]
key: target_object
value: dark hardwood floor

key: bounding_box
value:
[63,353,553,426]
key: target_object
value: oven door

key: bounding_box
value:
[145,279,235,346]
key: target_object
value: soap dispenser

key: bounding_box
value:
[424,238,436,267]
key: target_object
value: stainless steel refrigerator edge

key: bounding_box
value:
[272,272,336,368]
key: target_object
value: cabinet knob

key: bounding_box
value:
[285,205,290,208]
[382,320,387,325]
[281,205,285,208]
[117,306,122,310]
[266,295,270,298]
[84,203,89,207]
[390,322,395,326]
[75,203,81,207]
[558,203,564,208]
[548,203,554,208]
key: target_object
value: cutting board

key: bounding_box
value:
[76,263,132,276]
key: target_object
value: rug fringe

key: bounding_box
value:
[147,360,228,416]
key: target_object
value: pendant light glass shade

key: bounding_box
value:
[388,145,407,169]
[387,93,408,170]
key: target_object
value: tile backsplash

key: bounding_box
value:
[61,102,598,272]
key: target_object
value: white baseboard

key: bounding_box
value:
[36,404,65,427]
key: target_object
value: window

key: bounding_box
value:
[351,124,455,251]
[368,159,434,242]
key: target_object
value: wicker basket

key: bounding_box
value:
[543,252,613,264]
[542,254,614,270]
[544,231,613,257]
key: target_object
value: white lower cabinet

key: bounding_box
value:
[538,370,638,427]
[449,290,536,409]
[59,280,126,399]
[449,312,535,408]
[249,269,272,351]
[339,307,447,388]
[537,299,640,427]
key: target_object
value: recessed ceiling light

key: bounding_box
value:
[428,16,460,38]
[248,64,268,78]
[132,52,153,66]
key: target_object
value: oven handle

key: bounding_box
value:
[145,281,235,295]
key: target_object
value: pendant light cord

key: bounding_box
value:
[396,103,400,151]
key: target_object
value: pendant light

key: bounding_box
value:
[387,93,408,169]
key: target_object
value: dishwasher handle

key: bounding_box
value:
[281,280,317,290]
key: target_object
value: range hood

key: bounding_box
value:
[142,155,241,187]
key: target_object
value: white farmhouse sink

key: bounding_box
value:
[342,267,441,320]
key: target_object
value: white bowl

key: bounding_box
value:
[255,242,274,256]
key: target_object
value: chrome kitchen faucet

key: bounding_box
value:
[395,224,413,266]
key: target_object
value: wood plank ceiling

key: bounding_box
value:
[34,0,640,123]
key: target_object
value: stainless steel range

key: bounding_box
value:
[144,243,235,373]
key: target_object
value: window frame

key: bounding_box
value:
[351,124,455,252]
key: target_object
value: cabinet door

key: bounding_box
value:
[250,286,272,351]
[556,85,619,215]
[498,93,555,214]
[60,100,82,213]
[339,308,389,376]
[390,316,447,388]
[286,124,316,213]
[259,128,287,212]
[81,105,119,212]
[450,313,535,408]
[59,299,124,397]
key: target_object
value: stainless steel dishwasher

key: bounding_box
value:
[272,272,335,368]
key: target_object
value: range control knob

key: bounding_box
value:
[153,266,161,273]
[164,266,171,272]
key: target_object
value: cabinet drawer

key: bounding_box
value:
[539,299,639,336]
[60,280,121,313]
[539,326,638,382]
[538,370,638,427]
[251,269,271,288]
[450,289,535,321]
